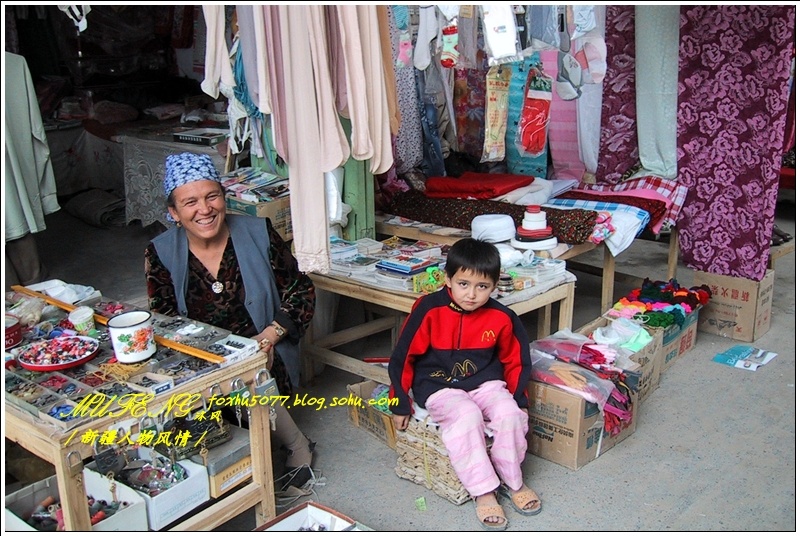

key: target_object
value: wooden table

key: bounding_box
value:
[768,238,795,269]
[376,217,679,315]
[304,272,575,385]
[5,357,276,531]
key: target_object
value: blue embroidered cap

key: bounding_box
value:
[164,152,221,199]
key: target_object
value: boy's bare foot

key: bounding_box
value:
[499,483,542,516]
[475,492,507,530]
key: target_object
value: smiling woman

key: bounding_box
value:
[143,151,319,487]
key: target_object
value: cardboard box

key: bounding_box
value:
[209,455,252,498]
[225,195,293,241]
[527,381,638,470]
[578,317,664,403]
[693,269,774,342]
[346,381,397,450]
[190,424,252,498]
[107,447,210,530]
[254,501,370,531]
[648,307,700,373]
[5,469,148,532]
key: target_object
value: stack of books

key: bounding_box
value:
[221,167,290,203]
[330,237,359,261]
[376,254,440,276]
[329,254,382,276]
[355,237,385,255]
[397,240,443,258]
[510,258,566,284]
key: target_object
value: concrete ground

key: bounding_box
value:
[10,199,796,532]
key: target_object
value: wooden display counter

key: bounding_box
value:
[375,214,679,315]
[304,271,575,386]
[6,357,275,531]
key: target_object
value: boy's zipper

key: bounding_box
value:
[457,313,463,349]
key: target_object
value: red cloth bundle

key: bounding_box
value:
[425,171,535,199]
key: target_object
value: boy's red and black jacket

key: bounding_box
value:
[388,286,531,416]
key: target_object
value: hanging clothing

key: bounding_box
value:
[234,6,264,115]
[377,6,401,136]
[356,4,393,175]
[307,5,349,172]
[5,52,60,242]
[388,5,424,174]
[335,5,374,163]
[676,5,795,280]
[200,5,235,100]
[574,5,607,176]
[540,49,585,181]
[595,5,638,184]
[277,5,330,273]
[262,5,289,161]
[634,6,679,179]
[416,68,446,177]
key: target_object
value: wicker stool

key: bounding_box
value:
[394,416,492,506]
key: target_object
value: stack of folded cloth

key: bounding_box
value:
[511,205,558,250]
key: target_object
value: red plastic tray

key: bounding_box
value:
[14,336,100,372]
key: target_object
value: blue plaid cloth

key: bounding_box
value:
[544,199,651,237]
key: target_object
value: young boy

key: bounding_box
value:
[389,238,541,531]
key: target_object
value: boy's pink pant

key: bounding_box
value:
[424,380,529,497]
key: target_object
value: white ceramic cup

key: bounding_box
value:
[107,310,156,363]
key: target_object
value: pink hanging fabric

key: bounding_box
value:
[675,5,795,280]
[540,49,585,181]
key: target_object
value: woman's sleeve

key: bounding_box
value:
[266,219,316,343]
[144,242,179,316]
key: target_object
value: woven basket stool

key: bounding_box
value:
[394,416,492,506]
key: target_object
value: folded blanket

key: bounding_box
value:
[491,176,554,205]
[557,190,668,234]
[63,189,126,228]
[574,175,687,227]
[425,171,535,199]
[388,190,597,244]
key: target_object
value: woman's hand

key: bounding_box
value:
[256,337,275,370]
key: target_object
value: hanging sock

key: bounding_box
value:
[482,4,521,62]
[440,21,459,68]
[570,5,598,40]
[392,5,412,67]
[555,51,583,101]
[516,66,553,157]
[414,5,439,70]
[574,38,608,85]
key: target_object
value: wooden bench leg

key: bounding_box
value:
[537,304,553,340]
[667,228,678,280]
[600,244,615,314]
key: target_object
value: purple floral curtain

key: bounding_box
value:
[676,5,795,280]
[595,5,638,185]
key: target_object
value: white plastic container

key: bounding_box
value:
[68,306,96,335]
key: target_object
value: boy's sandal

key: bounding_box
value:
[474,496,508,531]
[499,484,542,516]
